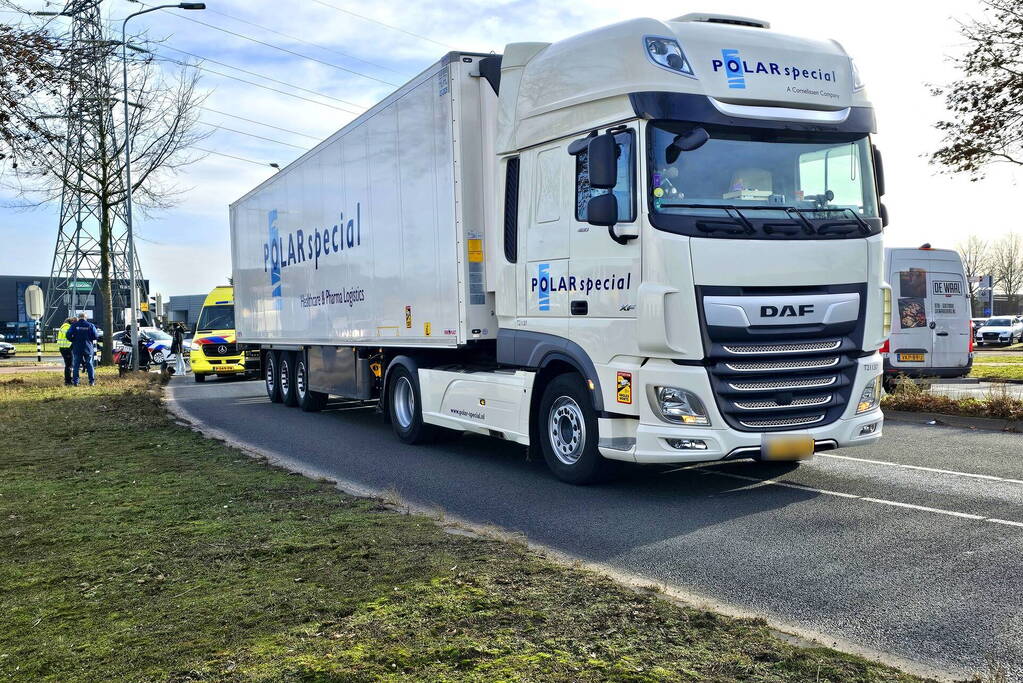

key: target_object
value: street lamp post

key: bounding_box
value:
[121,2,205,371]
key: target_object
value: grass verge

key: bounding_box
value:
[969,364,1023,380]
[883,379,1023,420]
[0,370,928,681]
[12,342,60,354]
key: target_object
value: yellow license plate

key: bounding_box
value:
[214,367,238,373]
[762,434,815,461]
[897,353,925,362]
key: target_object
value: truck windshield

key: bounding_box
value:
[647,121,880,239]
[197,305,235,332]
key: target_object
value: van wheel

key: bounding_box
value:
[280,352,299,407]
[537,373,621,485]
[387,365,437,444]
[264,352,282,403]
[296,357,328,412]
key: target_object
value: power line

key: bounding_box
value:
[151,51,362,115]
[158,43,368,111]
[194,146,281,167]
[307,0,455,49]
[199,121,308,150]
[200,106,323,141]
[202,6,406,77]
[135,1,401,87]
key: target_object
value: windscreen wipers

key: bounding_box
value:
[658,204,872,237]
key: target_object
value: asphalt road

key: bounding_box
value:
[168,375,1023,680]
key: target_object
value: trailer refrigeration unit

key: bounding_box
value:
[230,13,891,484]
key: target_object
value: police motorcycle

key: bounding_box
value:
[114,327,179,376]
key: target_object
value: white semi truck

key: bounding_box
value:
[230,13,890,484]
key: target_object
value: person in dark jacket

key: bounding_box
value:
[66,312,98,386]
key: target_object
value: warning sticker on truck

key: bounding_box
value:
[405,306,412,329]
[616,372,632,404]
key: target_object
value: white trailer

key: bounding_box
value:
[231,13,890,484]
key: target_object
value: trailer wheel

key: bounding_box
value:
[537,374,620,485]
[264,351,282,403]
[279,352,299,407]
[387,365,437,444]
[296,357,328,412]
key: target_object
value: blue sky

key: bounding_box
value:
[0,0,1018,296]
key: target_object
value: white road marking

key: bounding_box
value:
[817,452,1023,485]
[695,468,1022,530]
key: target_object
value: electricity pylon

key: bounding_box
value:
[43,0,146,333]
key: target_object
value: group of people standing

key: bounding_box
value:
[55,316,189,386]
[56,312,98,386]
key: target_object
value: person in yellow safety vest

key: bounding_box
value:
[57,318,75,386]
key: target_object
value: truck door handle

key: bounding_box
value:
[935,332,949,337]
[570,300,588,316]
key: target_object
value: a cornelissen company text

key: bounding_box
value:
[300,287,366,308]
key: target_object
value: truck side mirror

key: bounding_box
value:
[879,202,889,228]
[872,144,885,197]
[586,133,617,189]
[666,127,709,163]
[586,192,618,227]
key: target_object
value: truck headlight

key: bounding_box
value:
[650,386,710,426]
[644,36,694,76]
[856,375,882,414]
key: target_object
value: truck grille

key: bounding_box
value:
[724,356,840,372]
[739,414,826,429]
[733,394,832,410]
[722,340,841,355]
[728,376,837,392]
[698,284,866,433]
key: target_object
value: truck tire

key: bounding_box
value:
[264,351,282,403]
[537,373,620,485]
[387,365,437,444]
[279,351,299,407]
[296,356,328,412]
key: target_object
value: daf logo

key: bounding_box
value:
[761,304,815,318]
[217,344,228,355]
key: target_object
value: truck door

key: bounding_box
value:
[568,127,640,320]
[890,263,932,371]
[521,143,571,338]
[928,269,969,369]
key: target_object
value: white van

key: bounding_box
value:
[882,246,972,387]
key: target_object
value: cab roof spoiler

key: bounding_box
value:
[671,13,770,29]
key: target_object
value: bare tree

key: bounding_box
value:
[956,235,990,315]
[931,0,1023,178]
[0,23,65,169]
[990,233,1023,314]
[3,9,209,363]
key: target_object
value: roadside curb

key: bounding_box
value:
[163,380,962,682]
[884,409,1020,433]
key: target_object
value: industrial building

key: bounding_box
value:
[0,275,147,342]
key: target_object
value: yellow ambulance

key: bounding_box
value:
[190,286,257,382]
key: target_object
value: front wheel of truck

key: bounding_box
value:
[387,365,438,444]
[537,374,621,485]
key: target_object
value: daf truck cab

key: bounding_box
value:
[190,286,259,382]
[882,246,972,386]
[231,13,889,484]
